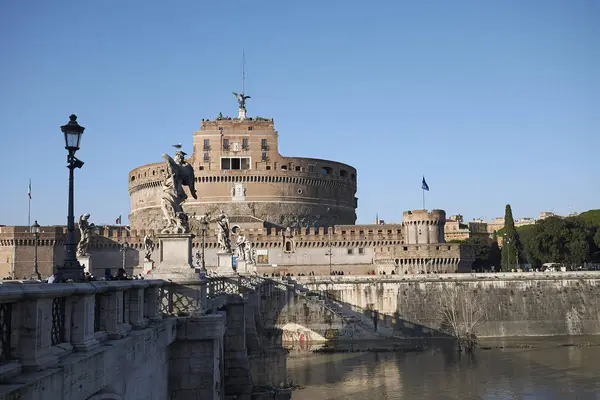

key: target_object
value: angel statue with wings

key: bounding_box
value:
[233,92,251,110]
[160,147,197,234]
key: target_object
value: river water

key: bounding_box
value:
[286,337,600,400]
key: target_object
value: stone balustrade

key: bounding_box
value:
[0,279,168,382]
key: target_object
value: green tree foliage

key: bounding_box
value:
[501,204,522,271]
[465,235,501,271]
[520,211,600,267]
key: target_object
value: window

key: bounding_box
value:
[223,139,229,150]
[281,165,288,171]
[203,152,210,162]
[403,247,408,251]
[321,166,332,175]
[261,152,268,161]
[203,139,210,151]
[308,165,315,173]
[295,166,301,171]
[340,169,348,178]
[347,248,354,255]
[221,157,250,170]
[248,126,253,131]
[199,166,204,171]
[358,248,364,254]
[261,139,268,150]
[242,138,249,150]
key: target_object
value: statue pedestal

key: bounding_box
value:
[235,260,256,275]
[213,252,236,276]
[77,255,92,275]
[143,260,154,275]
[238,107,247,120]
[147,234,199,281]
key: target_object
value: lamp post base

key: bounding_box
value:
[55,259,84,282]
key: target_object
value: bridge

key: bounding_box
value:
[0,274,380,400]
[2,271,599,399]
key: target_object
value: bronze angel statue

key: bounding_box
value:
[233,92,251,110]
[160,150,197,234]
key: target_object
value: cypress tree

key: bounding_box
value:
[501,204,520,271]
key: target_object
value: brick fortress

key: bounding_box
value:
[0,97,474,278]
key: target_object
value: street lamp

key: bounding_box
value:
[120,242,129,270]
[56,114,85,282]
[326,230,333,276]
[200,215,208,276]
[31,220,41,280]
[504,234,511,271]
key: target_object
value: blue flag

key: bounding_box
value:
[421,176,429,191]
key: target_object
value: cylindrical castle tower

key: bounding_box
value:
[128,110,358,231]
[402,209,446,244]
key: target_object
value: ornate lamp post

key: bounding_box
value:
[56,115,85,282]
[31,220,41,280]
[200,215,208,276]
[326,230,333,276]
[120,242,129,270]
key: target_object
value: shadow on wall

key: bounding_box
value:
[274,278,456,346]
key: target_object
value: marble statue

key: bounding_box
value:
[232,92,251,110]
[194,249,203,267]
[215,210,231,253]
[143,235,154,262]
[235,232,255,264]
[160,150,197,234]
[77,213,96,257]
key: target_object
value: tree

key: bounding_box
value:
[436,284,486,353]
[465,236,491,271]
[501,204,521,271]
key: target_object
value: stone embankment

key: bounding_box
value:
[294,271,600,338]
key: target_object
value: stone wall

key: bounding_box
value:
[296,272,600,338]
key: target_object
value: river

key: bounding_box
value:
[286,337,600,400]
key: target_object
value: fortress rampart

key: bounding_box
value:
[128,115,357,231]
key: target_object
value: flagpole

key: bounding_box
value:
[28,179,31,230]
[422,188,425,210]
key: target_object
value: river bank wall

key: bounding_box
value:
[295,272,600,338]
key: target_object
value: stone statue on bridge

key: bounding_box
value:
[160,149,197,234]
[235,232,255,263]
[77,213,95,257]
[143,235,154,262]
[215,210,232,253]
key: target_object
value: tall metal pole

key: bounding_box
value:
[58,151,83,281]
[201,226,206,272]
[33,231,40,280]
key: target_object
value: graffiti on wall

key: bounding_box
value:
[281,323,327,343]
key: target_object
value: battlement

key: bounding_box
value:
[402,209,446,223]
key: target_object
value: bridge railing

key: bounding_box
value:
[0,279,165,378]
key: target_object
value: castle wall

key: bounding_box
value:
[128,117,357,231]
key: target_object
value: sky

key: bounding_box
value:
[1,0,598,227]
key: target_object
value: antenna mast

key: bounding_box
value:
[242,50,246,94]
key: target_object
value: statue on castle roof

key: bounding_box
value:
[233,92,250,110]
[160,150,197,234]
[77,213,95,257]
[215,210,232,253]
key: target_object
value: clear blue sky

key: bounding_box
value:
[1,0,598,227]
